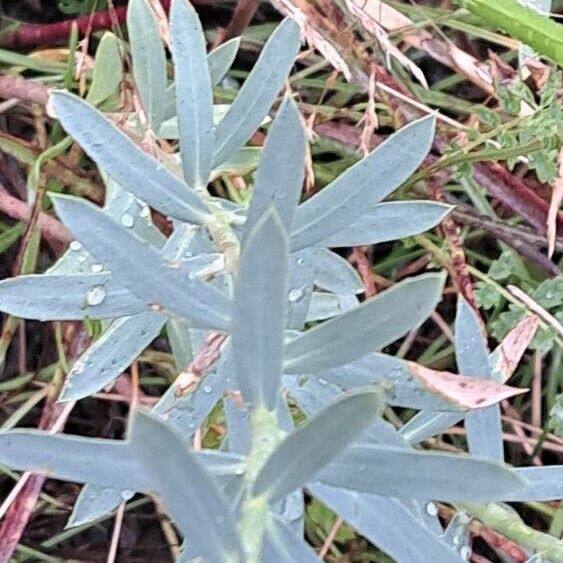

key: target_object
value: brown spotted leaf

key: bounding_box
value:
[406,362,527,411]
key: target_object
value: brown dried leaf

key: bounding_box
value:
[406,362,527,411]
[491,316,540,383]
[345,0,428,88]
[347,0,495,95]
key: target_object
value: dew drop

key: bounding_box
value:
[358,464,366,472]
[86,285,106,306]
[121,213,135,228]
[459,546,471,560]
[139,206,150,218]
[202,385,213,394]
[318,378,328,386]
[288,287,305,303]
[77,255,87,263]
[425,502,438,517]
[70,241,82,251]
[235,468,244,476]
[120,489,134,500]
[91,263,104,273]
[296,257,304,265]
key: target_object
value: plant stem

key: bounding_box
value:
[460,503,563,563]
[239,405,281,563]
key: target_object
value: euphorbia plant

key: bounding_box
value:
[1,1,562,561]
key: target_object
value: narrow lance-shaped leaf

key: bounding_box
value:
[315,352,525,412]
[0,273,145,320]
[375,306,536,444]
[59,312,165,402]
[456,297,504,462]
[243,96,306,239]
[318,444,527,501]
[489,315,539,382]
[68,346,236,529]
[67,485,134,528]
[284,272,445,374]
[262,513,323,563]
[399,410,462,444]
[128,411,244,562]
[86,32,123,107]
[127,0,167,130]
[208,37,241,86]
[310,484,463,563]
[507,466,563,501]
[232,208,289,409]
[170,0,215,187]
[290,115,436,251]
[213,18,301,166]
[0,412,246,561]
[162,37,241,121]
[310,248,364,295]
[51,195,230,330]
[51,91,211,223]
[0,416,246,490]
[253,390,382,502]
[319,201,452,248]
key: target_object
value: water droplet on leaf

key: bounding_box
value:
[121,213,134,228]
[86,286,106,306]
[70,241,82,251]
[288,287,305,303]
[425,502,438,517]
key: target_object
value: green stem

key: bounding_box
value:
[460,503,563,562]
[405,136,562,188]
[239,406,281,563]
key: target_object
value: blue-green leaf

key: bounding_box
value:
[170,0,214,187]
[310,484,463,563]
[59,312,165,401]
[284,272,445,374]
[456,297,503,461]
[232,209,288,409]
[309,248,364,295]
[253,390,382,502]
[291,116,436,251]
[52,91,211,223]
[318,445,526,501]
[51,195,230,330]
[263,513,322,562]
[0,412,246,561]
[213,18,300,166]
[507,466,563,501]
[128,411,244,562]
[208,37,240,86]
[0,273,144,320]
[243,96,305,239]
[127,0,167,130]
[319,201,452,247]
[400,410,462,444]
[67,485,133,528]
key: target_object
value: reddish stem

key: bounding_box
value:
[0,0,181,49]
